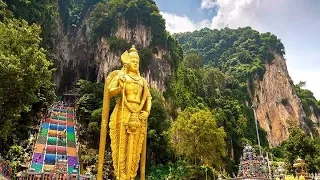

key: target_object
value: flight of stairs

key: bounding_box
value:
[29,105,80,176]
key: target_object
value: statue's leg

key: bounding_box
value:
[110,104,130,179]
[110,105,130,179]
[130,124,146,178]
[118,123,128,179]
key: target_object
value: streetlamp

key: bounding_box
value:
[251,104,262,156]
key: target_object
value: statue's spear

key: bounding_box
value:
[97,75,111,180]
[140,118,147,180]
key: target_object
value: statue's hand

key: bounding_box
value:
[139,111,149,120]
[119,75,126,88]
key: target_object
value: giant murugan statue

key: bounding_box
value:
[97,45,152,180]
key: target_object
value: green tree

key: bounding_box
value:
[76,80,104,124]
[147,88,173,167]
[4,0,58,49]
[297,81,306,88]
[169,107,226,168]
[284,128,320,172]
[4,145,24,175]
[0,19,54,146]
[183,51,203,69]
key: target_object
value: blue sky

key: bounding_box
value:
[155,0,217,21]
[154,0,320,100]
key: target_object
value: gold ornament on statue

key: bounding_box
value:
[97,45,152,180]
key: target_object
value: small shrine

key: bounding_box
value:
[237,144,268,179]
[274,162,286,179]
[293,158,311,179]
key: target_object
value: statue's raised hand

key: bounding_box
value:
[119,75,126,88]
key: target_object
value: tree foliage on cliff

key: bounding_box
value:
[59,0,102,30]
[295,81,320,119]
[88,0,183,70]
[3,0,104,49]
[174,27,284,82]
[89,0,166,47]
[3,0,58,49]
[294,81,320,135]
[0,17,55,152]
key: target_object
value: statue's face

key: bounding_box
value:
[128,57,139,72]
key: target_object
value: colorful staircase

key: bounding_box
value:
[29,105,80,176]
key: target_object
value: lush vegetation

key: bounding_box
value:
[295,81,320,135]
[4,0,58,49]
[146,161,217,179]
[174,27,284,82]
[59,0,101,30]
[270,128,320,173]
[0,0,55,173]
[89,0,166,46]
[4,0,102,48]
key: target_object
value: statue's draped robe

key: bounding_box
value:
[109,76,150,179]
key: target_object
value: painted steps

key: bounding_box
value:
[29,106,80,175]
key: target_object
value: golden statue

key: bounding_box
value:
[97,45,152,180]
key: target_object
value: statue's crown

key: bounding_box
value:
[128,45,139,59]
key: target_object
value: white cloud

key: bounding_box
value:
[201,0,217,9]
[160,12,210,34]
[210,0,260,29]
[160,0,320,100]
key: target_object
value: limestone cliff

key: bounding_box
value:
[251,54,311,146]
[52,10,96,94]
[52,10,172,94]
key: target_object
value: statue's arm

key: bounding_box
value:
[144,94,152,114]
[139,81,152,121]
[143,86,152,114]
[108,75,122,97]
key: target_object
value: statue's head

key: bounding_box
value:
[121,45,140,73]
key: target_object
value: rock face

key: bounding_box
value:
[52,10,96,94]
[52,11,172,93]
[251,54,306,146]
